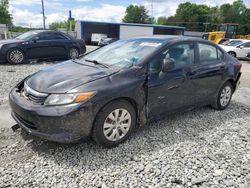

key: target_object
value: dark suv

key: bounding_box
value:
[9,36,242,147]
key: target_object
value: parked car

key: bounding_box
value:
[98,38,118,46]
[91,33,107,45]
[0,30,86,64]
[9,36,242,147]
[219,39,250,58]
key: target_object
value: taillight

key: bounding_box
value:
[236,63,242,71]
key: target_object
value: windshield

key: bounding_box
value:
[79,38,163,68]
[15,31,40,40]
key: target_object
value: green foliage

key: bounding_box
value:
[11,26,29,32]
[155,0,250,34]
[122,5,153,24]
[219,0,249,34]
[0,0,12,26]
[157,16,169,25]
[49,19,76,31]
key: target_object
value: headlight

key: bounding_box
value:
[0,44,3,50]
[44,92,96,106]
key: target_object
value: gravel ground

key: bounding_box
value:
[0,58,249,187]
[0,62,54,107]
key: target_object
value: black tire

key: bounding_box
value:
[68,47,79,59]
[212,81,233,110]
[7,48,25,64]
[92,100,136,147]
[228,51,236,58]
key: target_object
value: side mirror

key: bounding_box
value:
[162,58,175,72]
[239,45,244,49]
[32,36,39,42]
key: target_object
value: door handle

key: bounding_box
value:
[168,85,179,90]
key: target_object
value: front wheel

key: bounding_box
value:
[92,100,136,147]
[212,82,233,110]
[228,51,236,58]
[7,49,25,64]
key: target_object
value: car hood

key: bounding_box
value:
[0,39,24,45]
[26,60,119,93]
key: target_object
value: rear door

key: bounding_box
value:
[147,42,197,118]
[191,42,225,103]
[49,32,69,57]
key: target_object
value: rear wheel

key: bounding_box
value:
[68,47,79,59]
[228,51,236,58]
[92,100,136,147]
[212,82,233,110]
[7,49,25,64]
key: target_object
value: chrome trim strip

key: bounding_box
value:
[24,82,48,97]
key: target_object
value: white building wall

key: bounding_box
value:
[119,25,154,39]
[75,21,82,39]
[0,24,8,39]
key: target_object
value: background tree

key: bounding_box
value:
[0,0,12,26]
[11,26,29,33]
[174,2,210,31]
[157,16,168,25]
[123,5,153,24]
[155,0,250,34]
[219,0,248,34]
[49,19,76,31]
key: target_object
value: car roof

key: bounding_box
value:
[29,30,62,34]
[229,39,250,42]
[133,35,214,44]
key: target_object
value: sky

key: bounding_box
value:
[8,0,250,28]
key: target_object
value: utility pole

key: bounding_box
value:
[151,0,154,18]
[69,10,72,32]
[41,0,46,29]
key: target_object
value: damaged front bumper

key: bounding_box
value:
[9,86,97,143]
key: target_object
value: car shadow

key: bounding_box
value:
[22,101,250,170]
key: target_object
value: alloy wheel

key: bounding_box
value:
[9,50,24,64]
[220,86,232,107]
[103,108,131,141]
[69,48,79,59]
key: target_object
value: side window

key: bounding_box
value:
[164,43,195,69]
[217,48,224,61]
[198,43,217,64]
[39,33,54,40]
[54,33,67,40]
[242,42,250,48]
[148,43,195,73]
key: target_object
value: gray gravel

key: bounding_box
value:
[0,102,250,187]
[0,60,250,187]
[0,62,53,107]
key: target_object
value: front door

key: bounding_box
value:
[147,42,197,119]
[237,42,250,58]
[26,32,55,59]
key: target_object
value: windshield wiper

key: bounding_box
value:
[84,59,110,68]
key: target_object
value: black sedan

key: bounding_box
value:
[0,30,86,64]
[9,36,242,147]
